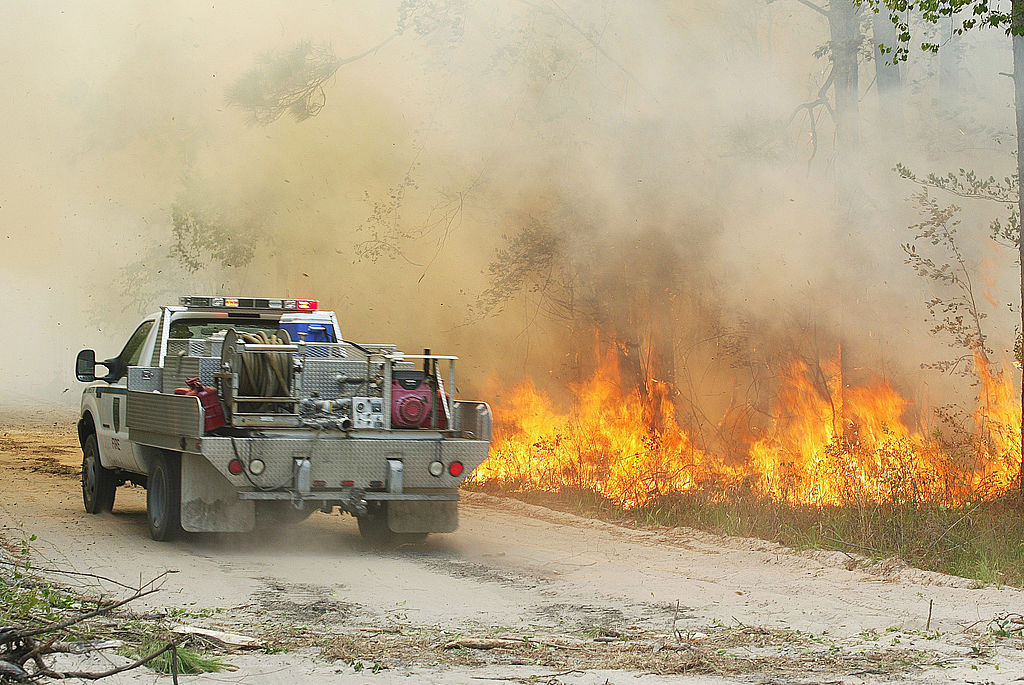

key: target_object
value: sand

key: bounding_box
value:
[2,410,1022,684]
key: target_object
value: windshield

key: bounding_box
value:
[168,318,282,340]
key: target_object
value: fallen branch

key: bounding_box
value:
[16,586,161,640]
[443,637,589,652]
[470,670,583,682]
[0,566,177,683]
[0,659,30,683]
[0,558,152,593]
[39,638,185,683]
[170,625,259,649]
[47,640,124,655]
[444,638,531,650]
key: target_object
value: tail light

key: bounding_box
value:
[448,461,464,477]
[228,459,244,475]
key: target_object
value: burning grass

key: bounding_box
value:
[472,349,1024,585]
[476,352,1021,507]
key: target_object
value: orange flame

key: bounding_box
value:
[476,349,1021,507]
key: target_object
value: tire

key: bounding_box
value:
[147,452,182,541]
[255,501,315,528]
[82,434,116,514]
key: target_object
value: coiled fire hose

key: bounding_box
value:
[236,330,292,399]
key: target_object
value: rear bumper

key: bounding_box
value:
[198,435,490,490]
[235,490,458,501]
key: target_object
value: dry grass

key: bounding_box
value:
[469,482,1024,587]
[317,623,937,678]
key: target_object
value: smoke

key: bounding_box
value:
[0,1,1017,435]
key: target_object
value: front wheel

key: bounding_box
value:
[82,434,115,514]
[147,452,181,541]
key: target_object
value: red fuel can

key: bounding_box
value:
[174,377,226,432]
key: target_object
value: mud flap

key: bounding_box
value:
[388,501,458,533]
[180,453,255,532]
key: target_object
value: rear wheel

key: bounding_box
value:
[82,434,115,514]
[147,452,181,541]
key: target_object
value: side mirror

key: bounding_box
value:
[76,349,97,382]
[76,350,121,383]
[99,357,122,383]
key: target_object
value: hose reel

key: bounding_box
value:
[220,328,295,416]
[237,329,292,398]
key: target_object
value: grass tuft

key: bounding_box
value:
[124,639,230,675]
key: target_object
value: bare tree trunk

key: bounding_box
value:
[611,230,679,429]
[829,0,863,437]
[830,0,862,158]
[1013,0,1024,498]
[872,10,903,127]
[939,16,962,102]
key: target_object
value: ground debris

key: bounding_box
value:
[0,552,225,684]
[317,622,939,679]
[170,625,259,650]
[444,638,535,650]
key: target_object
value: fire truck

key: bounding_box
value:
[75,296,492,542]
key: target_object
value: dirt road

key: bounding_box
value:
[2,412,1024,684]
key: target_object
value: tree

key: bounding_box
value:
[861,0,1024,495]
[470,214,687,416]
[227,2,467,124]
[789,0,866,166]
[227,43,344,125]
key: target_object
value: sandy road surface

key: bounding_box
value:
[2,412,1024,684]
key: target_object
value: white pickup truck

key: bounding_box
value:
[75,296,492,542]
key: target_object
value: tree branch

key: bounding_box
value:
[39,638,184,682]
[515,0,657,102]
[16,586,162,640]
[0,558,141,592]
[788,66,835,168]
[793,0,829,17]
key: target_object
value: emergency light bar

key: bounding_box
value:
[179,296,319,311]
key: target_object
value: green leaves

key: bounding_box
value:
[902,188,992,370]
[895,164,1018,204]
[858,0,1018,62]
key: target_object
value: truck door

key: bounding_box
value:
[96,320,154,471]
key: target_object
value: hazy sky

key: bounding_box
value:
[1,1,1016,421]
